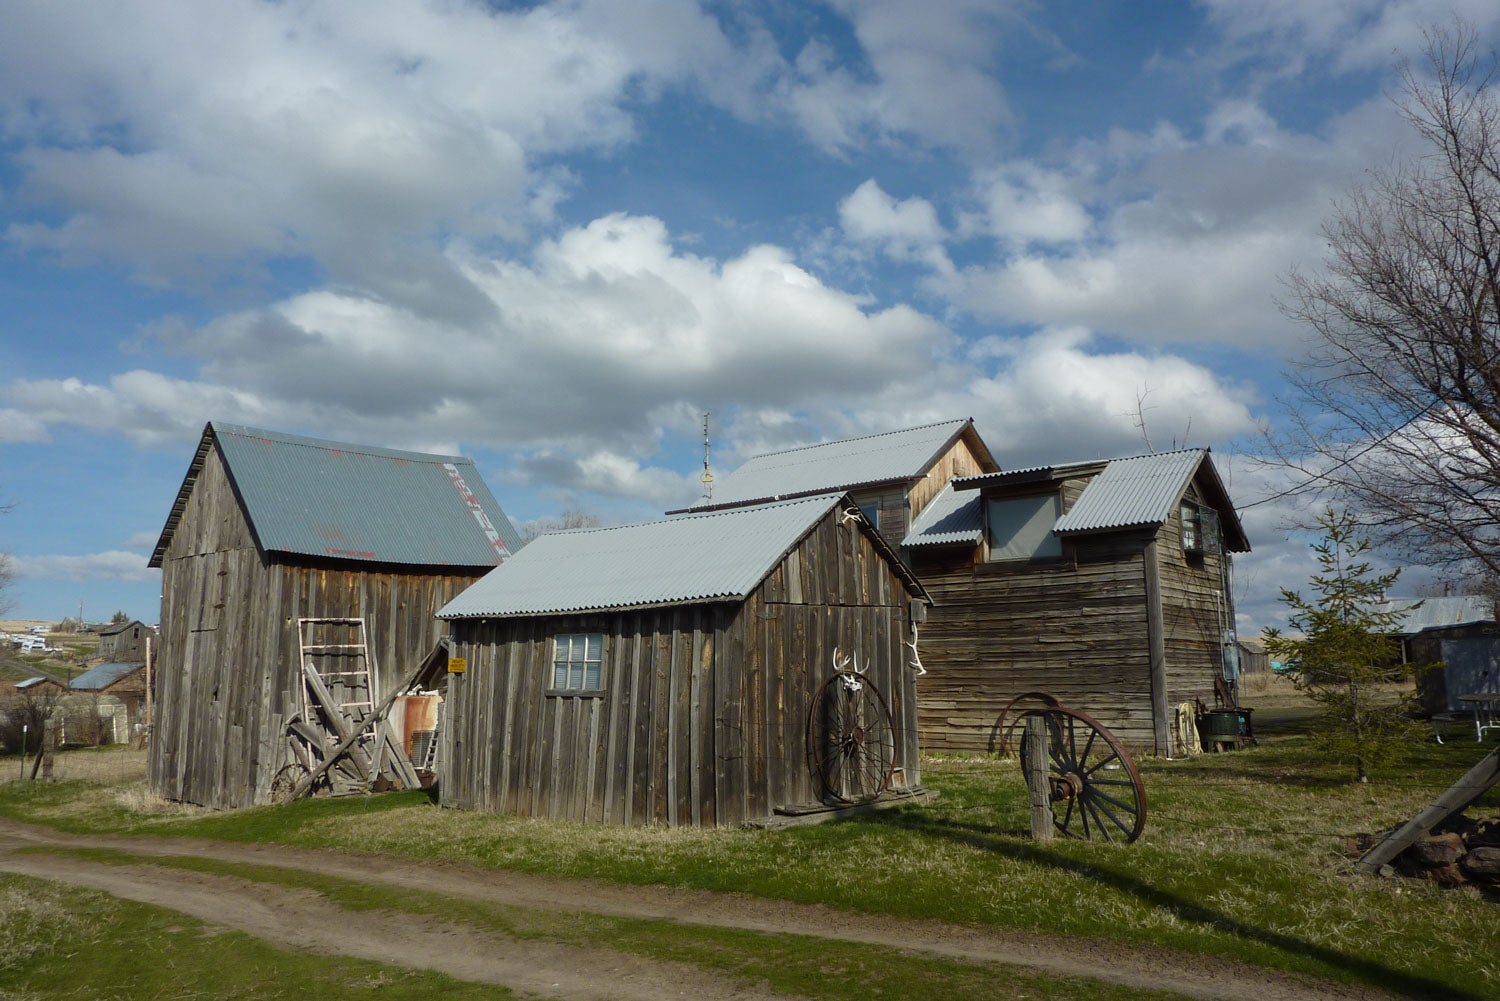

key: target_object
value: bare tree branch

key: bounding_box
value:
[1275,22,1500,578]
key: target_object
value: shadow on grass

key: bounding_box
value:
[848,806,1479,1001]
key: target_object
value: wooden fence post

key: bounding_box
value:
[41,718,58,782]
[1024,715,1053,842]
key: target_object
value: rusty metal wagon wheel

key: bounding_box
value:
[1019,705,1146,844]
[807,670,895,805]
[270,762,311,804]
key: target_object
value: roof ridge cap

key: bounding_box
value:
[742,418,966,461]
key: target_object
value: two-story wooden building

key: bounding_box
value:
[905,449,1249,755]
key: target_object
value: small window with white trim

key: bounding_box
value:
[551,633,604,691]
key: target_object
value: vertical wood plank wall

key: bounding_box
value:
[149,445,485,808]
[442,508,919,827]
[911,472,1233,755]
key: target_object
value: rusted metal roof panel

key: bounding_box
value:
[441,493,924,618]
[696,420,972,508]
[903,482,983,547]
[1054,449,1205,535]
[158,423,522,569]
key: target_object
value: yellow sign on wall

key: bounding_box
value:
[448,656,467,674]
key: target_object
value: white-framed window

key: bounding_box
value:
[1181,502,1202,551]
[551,633,604,691]
[986,493,1062,562]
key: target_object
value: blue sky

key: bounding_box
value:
[2,0,1498,630]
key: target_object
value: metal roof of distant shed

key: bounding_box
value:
[71,662,144,691]
[1377,595,1495,635]
[687,419,990,509]
[150,423,523,569]
[440,494,925,619]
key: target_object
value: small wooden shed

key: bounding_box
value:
[95,619,155,663]
[148,422,522,808]
[905,449,1249,755]
[436,493,929,827]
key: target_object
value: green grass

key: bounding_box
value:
[3,725,1498,999]
[0,872,521,1001]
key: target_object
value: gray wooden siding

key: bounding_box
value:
[442,508,919,826]
[150,444,480,808]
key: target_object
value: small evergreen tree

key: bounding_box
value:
[111,609,129,624]
[1262,509,1434,782]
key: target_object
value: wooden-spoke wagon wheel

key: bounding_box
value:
[807,670,896,805]
[1019,705,1146,844]
[269,762,312,804]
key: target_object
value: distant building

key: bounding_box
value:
[95,620,155,663]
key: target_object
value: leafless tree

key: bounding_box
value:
[1276,24,1500,577]
[521,509,601,544]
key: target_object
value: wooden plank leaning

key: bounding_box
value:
[287,642,447,801]
[1355,744,1500,874]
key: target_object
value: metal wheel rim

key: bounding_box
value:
[807,671,896,805]
[1018,705,1146,844]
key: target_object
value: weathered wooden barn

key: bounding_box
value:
[95,619,155,663]
[148,422,522,808]
[676,419,998,551]
[436,493,929,827]
[904,449,1250,755]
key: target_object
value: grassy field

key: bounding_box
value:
[2,677,1498,1000]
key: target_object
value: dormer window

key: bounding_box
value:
[987,493,1062,562]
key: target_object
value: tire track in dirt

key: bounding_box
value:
[0,819,1397,1001]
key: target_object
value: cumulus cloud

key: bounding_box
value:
[0,1,725,286]
[2,212,949,461]
[921,96,1411,351]
[1197,0,1500,79]
[11,551,159,584]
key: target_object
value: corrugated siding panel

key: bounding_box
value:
[213,423,522,567]
[1054,450,1204,535]
[440,495,844,617]
[700,420,967,506]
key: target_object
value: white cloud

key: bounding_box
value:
[1197,0,1500,78]
[0,408,48,444]
[838,180,952,273]
[934,96,1409,351]
[0,1,701,284]
[11,551,159,584]
[962,162,1092,248]
[2,213,949,459]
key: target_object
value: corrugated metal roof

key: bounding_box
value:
[16,675,62,690]
[953,458,1105,490]
[1376,596,1495,635]
[694,420,973,508]
[152,422,522,568]
[1054,449,1206,535]
[441,494,920,618]
[70,662,144,690]
[902,482,984,547]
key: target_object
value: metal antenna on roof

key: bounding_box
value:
[700,412,714,502]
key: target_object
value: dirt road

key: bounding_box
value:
[0,818,1392,1001]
